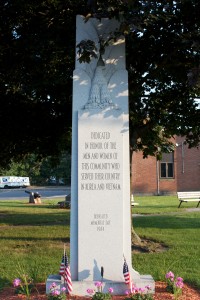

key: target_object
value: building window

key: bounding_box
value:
[160,152,174,178]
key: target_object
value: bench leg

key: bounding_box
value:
[197,201,200,208]
[178,201,183,208]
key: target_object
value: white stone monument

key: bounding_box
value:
[69,15,154,295]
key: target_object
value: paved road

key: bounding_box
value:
[0,186,71,199]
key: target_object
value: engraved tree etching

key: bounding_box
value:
[76,18,123,110]
[84,54,116,109]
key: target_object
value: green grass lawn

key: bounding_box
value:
[0,196,200,291]
[132,196,200,289]
[0,198,70,290]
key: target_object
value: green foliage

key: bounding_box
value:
[0,152,71,185]
[77,39,98,63]
[13,263,35,299]
[165,271,184,300]
[92,292,112,300]
[127,0,200,156]
[126,293,153,300]
[47,294,66,300]
[0,0,76,166]
[0,1,199,166]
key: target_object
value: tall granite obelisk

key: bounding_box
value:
[70,15,154,295]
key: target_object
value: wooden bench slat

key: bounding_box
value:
[178,197,200,199]
[179,199,200,201]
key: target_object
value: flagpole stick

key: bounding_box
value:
[64,243,66,287]
[100,266,104,293]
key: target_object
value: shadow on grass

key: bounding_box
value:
[133,214,200,229]
[0,202,63,209]
[0,212,70,226]
[132,205,197,213]
[0,277,11,293]
[0,236,70,242]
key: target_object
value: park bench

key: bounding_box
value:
[177,191,200,208]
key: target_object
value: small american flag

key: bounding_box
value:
[123,259,130,284]
[59,251,73,294]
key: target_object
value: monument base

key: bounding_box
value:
[46,274,155,296]
[46,274,65,294]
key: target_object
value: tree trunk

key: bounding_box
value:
[130,147,142,245]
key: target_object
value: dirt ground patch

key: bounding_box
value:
[132,237,169,253]
[0,282,200,300]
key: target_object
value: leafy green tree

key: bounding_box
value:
[78,0,200,157]
[0,154,40,178]
[38,152,71,185]
[0,0,199,167]
[0,152,71,185]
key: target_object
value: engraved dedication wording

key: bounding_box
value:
[78,112,124,281]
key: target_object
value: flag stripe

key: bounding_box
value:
[123,259,130,284]
[59,252,73,294]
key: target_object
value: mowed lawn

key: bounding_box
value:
[132,196,200,289]
[0,196,199,290]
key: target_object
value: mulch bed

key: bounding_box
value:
[0,282,199,300]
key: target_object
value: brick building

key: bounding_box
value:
[131,136,200,195]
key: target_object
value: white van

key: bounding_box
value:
[0,176,30,188]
